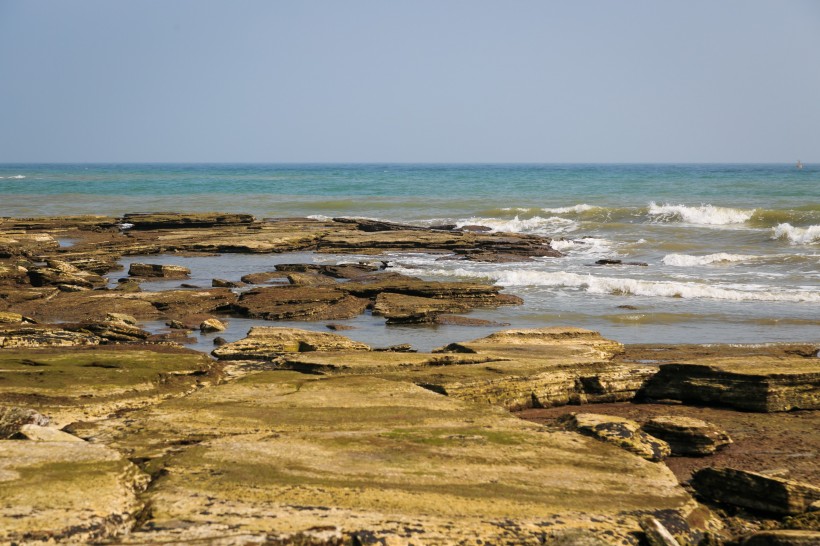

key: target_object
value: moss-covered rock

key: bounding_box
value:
[0,441,148,544]
[0,345,220,425]
[108,372,706,544]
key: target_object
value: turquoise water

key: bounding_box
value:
[2,163,818,347]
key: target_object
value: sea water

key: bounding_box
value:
[1,163,818,349]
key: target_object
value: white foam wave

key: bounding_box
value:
[772,223,820,245]
[662,253,759,267]
[550,237,614,255]
[647,202,754,225]
[542,204,598,214]
[0,175,26,179]
[397,267,819,303]
[456,215,578,234]
[306,214,333,221]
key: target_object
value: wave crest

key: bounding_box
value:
[647,202,755,225]
[662,253,758,266]
[772,223,820,245]
[456,215,578,234]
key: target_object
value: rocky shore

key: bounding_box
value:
[1,213,818,545]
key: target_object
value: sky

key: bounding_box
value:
[1,0,819,163]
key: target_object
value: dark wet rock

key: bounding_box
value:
[212,326,371,360]
[121,212,255,229]
[166,320,187,329]
[144,288,237,319]
[27,259,107,289]
[330,217,430,232]
[642,416,732,456]
[375,343,416,353]
[372,292,471,324]
[105,312,138,325]
[641,358,820,412]
[285,271,338,286]
[692,467,820,516]
[458,224,493,232]
[0,327,101,348]
[240,271,290,284]
[0,406,51,439]
[233,286,368,321]
[595,259,649,266]
[212,278,245,288]
[114,279,142,292]
[741,530,820,545]
[128,262,191,279]
[212,336,227,347]
[340,277,513,306]
[200,318,226,333]
[326,323,355,331]
[433,314,509,326]
[559,413,671,462]
[70,319,151,343]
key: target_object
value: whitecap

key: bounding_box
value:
[306,214,333,221]
[662,253,759,266]
[542,204,598,214]
[647,202,755,225]
[772,223,820,245]
[394,267,820,303]
[456,215,578,234]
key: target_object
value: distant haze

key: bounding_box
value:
[1,0,818,163]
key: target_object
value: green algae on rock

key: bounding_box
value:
[105,372,709,544]
[0,345,220,426]
[0,441,148,544]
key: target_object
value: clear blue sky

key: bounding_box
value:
[1,0,818,163]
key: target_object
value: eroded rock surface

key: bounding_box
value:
[212,326,371,360]
[643,415,732,456]
[642,357,820,412]
[692,467,820,516]
[559,412,672,462]
[0,441,148,544]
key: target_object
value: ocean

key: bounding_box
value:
[1,163,818,349]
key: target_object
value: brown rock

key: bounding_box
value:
[0,406,50,439]
[240,271,290,284]
[212,278,245,288]
[559,413,671,462]
[0,327,101,348]
[691,467,820,515]
[212,327,371,360]
[641,358,820,412]
[642,416,732,456]
[372,292,471,323]
[12,424,85,442]
[121,212,255,229]
[128,262,191,279]
[233,286,368,321]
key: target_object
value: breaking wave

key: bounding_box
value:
[455,215,578,234]
[0,175,26,179]
[541,204,599,214]
[397,267,820,303]
[662,253,760,266]
[647,202,755,225]
[772,223,820,245]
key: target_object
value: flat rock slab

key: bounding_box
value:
[559,412,671,462]
[643,416,732,456]
[121,212,255,229]
[108,372,705,544]
[212,326,371,360]
[741,530,820,546]
[128,262,191,278]
[692,467,820,516]
[234,286,368,321]
[0,441,148,544]
[642,357,820,412]
[0,345,220,426]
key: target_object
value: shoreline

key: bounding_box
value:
[1,212,818,544]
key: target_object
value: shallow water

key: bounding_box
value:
[3,163,818,347]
